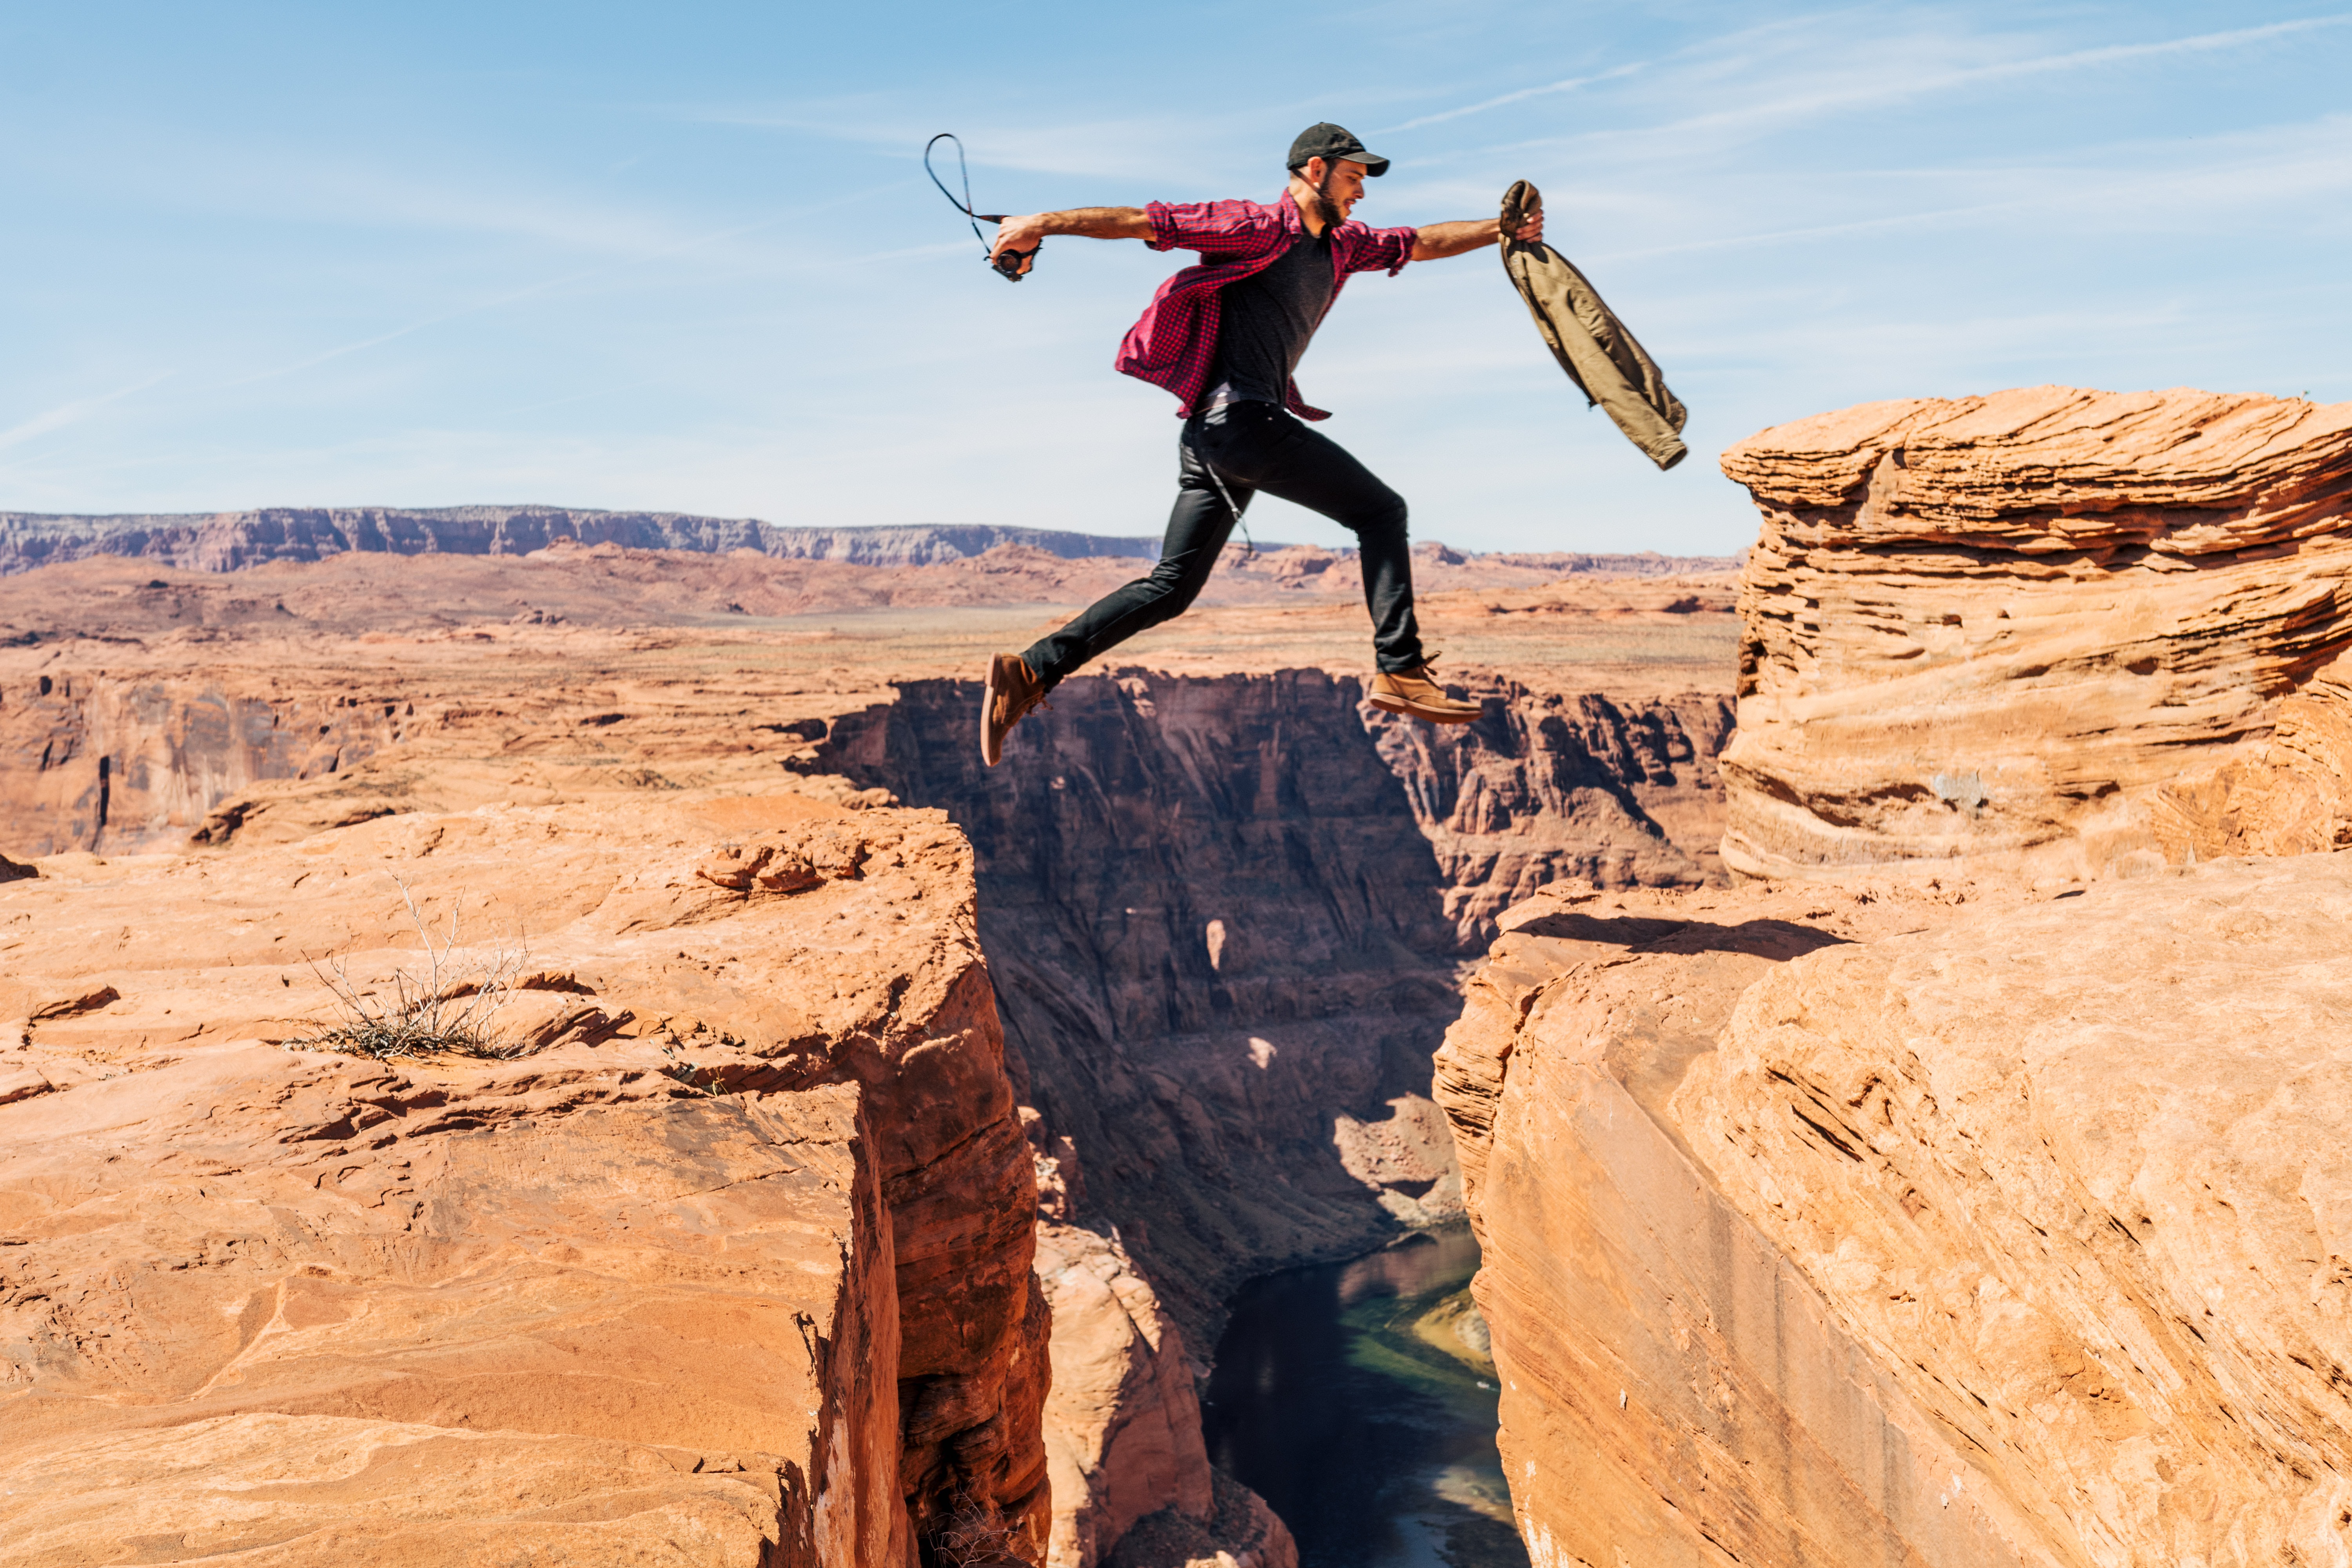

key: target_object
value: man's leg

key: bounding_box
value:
[1197,401,1479,722]
[1018,426,1245,686]
[981,420,1247,764]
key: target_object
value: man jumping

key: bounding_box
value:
[977,122,1544,765]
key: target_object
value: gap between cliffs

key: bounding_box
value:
[805,667,1732,1349]
[805,666,1729,1563]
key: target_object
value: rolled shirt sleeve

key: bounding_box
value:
[1145,200,1286,256]
[1340,222,1418,277]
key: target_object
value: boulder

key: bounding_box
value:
[1035,1222,1216,1568]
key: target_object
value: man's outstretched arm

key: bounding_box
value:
[989,208,1153,275]
[1410,208,1544,261]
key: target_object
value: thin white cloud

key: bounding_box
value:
[216,270,610,390]
[0,375,171,454]
[1489,13,2352,159]
[215,183,911,391]
[0,123,700,258]
[683,102,1244,183]
[1583,109,2352,264]
[1378,63,1646,133]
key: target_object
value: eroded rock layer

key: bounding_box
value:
[0,795,1044,1565]
[1719,386,2352,878]
[1440,855,2352,1568]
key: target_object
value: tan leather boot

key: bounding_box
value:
[1368,657,1483,724]
[980,653,1049,766]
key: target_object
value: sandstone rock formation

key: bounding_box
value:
[0,794,1045,1564]
[1719,386,2352,880]
[2150,648,2352,861]
[1439,853,2352,1568]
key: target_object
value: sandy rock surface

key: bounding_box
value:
[1682,853,2352,1565]
[1436,878,2041,1568]
[0,793,1044,1564]
[1439,852,2352,1568]
[1719,386,2352,880]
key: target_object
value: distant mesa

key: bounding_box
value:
[0,506,1165,575]
[0,504,1738,579]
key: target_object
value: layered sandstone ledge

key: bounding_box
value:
[1719,387,2352,879]
[0,795,1043,1564]
[1439,856,2352,1566]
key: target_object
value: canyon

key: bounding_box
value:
[0,539,1737,1565]
[13,383,2349,1568]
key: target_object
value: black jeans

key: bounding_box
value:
[1023,399,1426,686]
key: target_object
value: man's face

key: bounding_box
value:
[1299,156,1368,227]
[1323,158,1368,214]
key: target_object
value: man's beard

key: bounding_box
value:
[1308,179,1347,230]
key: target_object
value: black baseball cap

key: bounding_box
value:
[1287,122,1390,177]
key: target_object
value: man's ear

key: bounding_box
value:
[1300,156,1325,187]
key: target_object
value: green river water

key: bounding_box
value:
[1201,1225,1528,1568]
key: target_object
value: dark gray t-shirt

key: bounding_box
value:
[1210,229,1334,405]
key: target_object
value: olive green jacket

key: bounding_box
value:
[1499,180,1688,471]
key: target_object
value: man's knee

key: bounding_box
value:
[1151,563,1213,619]
[1131,559,1208,624]
[1350,487,1410,546]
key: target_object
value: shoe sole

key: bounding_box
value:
[1367,695,1483,725]
[980,657,1006,766]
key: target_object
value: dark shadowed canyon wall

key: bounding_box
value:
[807,668,1731,1344]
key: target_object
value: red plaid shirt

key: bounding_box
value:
[1116,191,1417,421]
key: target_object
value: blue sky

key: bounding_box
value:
[2,2,2346,555]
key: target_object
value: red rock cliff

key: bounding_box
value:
[1441,856,2352,1566]
[0,794,1044,1564]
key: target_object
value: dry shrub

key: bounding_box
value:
[288,877,528,1061]
[926,1492,1029,1568]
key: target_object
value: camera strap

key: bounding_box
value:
[924,134,1031,282]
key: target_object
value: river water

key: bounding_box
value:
[1201,1226,1528,1568]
